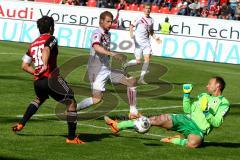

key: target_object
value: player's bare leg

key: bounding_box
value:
[123,57,141,69]
[161,134,202,148]
[138,54,150,85]
[149,114,202,148]
[12,98,45,132]
[149,114,173,128]
[187,134,202,148]
[119,76,140,119]
[76,90,103,111]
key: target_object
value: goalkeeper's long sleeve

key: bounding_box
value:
[205,102,229,128]
[183,96,193,114]
[184,93,230,135]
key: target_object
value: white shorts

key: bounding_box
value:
[134,39,152,59]
[134,45,152,59]
[88,66,124,92]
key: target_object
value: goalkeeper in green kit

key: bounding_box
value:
[104,76,230,148]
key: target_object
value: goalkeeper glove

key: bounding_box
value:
[183,84,193,97]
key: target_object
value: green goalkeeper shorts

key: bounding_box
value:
[170,114,204,138]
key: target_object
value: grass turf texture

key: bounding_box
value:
[0,40,240,160]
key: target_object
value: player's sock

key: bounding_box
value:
[125,59,137,68]
[20,102,39,126]
[76,97,93,111]
[67,111,77,140]
[170,138,188,146]
[117,120,135,130]
[139,61,149,81]
[127,87,138,114]
[67,122,77,140]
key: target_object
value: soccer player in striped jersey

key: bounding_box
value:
[76,11,140,119]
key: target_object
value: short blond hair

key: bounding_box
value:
[100,11,113,21]
[143,2,152,8]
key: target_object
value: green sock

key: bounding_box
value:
[117,120,135,130]
[171,138,188,146]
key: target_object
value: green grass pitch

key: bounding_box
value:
[0,40,239,160]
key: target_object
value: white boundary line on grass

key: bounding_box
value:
[0,52,19,55]
[13,105,211,139]
[38,119,165,138]
[14,106,179,138]
[76,122,164,138]
[16,106,182,118]
[62,120,209,141]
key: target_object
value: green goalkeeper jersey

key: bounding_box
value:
[183,93,230,135]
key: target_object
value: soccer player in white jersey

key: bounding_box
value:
[76,11,140,119]
[124,3,161,84]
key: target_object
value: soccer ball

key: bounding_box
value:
[134,116,151,134]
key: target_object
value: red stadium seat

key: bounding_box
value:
[151,4,159,13]
[159,7,170,14]
[34,0,54,3]
[200,0,208,7]
[139,4,144,11]
[87,0,97,7]
[220,0,228,5]
[170,7,180,14]
[129,3,139,11]
[124,4,130,10]
[54,0,62,3]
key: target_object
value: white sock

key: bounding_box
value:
[127,87,138,114]
[76,97,93,111]
[125,59,137,68]
[130,106,138,115]
[139,61,149,80]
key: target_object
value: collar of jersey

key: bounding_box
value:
[99,27,109,34]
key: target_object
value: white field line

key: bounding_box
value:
[16,106,182,118]
[7,105,177,138]
[75,122,213,142]
[40,119,165,138]
[76,122,164,138]
[42,118,214,140]
[0,52,19,55]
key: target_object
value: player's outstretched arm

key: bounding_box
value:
[182,84,193,113]
[129,24,134,39]
[93,44,126,62]
[150,30,161,44]
[93,44,114,56]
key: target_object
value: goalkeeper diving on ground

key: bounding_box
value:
[104,76,230,148]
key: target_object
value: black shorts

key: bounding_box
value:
[34,77,74,103]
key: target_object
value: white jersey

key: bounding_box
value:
[132,15,154,46]
[87,28,124,91]
[89,28,111,68]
